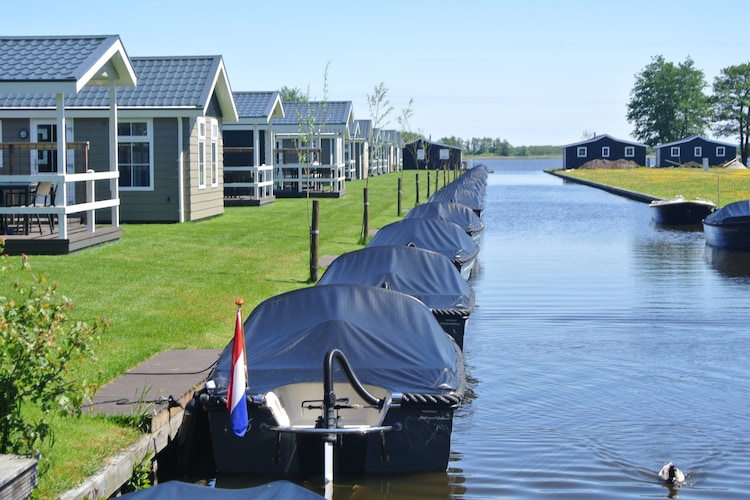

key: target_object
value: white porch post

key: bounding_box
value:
[56,93,68,239]
[178,117,185,223]
[253,124,260,167]
[109,81,119,228]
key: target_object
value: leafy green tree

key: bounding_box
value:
[712,63,750,165]
[626,55,711,146]
[279,85,308,103]
[0,252,107,456]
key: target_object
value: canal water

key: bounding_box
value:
[220,158,750,498]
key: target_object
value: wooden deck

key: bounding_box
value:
[0,219,122,255]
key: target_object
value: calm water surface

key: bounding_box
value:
[224,158,750,498]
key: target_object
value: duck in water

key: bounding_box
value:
[659,462,686,485]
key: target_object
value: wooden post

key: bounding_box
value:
[415,173,420,204]
[362,187,369,243]
[397,177,402,216]
[426,170,431,198]
[310,200,320,282]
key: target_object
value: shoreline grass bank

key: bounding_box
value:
[4,170,432,498]
[554,167,750,207]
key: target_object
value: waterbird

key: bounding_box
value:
[658,462,686,484]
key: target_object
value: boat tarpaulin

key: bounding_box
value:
[366,218,479,265]
[318,246,474,312]
[120,480,323,499]
[405,201,485,236]
[704,200,750,225]
[208,284,462,396]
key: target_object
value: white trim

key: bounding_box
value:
[197,117,206,189]
[717,146,726,157]
[577,146,587,157]
[694,146,702,157]
[670,147,680,157]
[210,119,219,187]
[624,146,634,157]
[601,146,610,158]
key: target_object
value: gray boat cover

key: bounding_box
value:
[208,284,462,396]
[120,480,323,499]
[366,218,479,265]
[429,184,485,214]
[318,246,474,313]
[405,201,485,236]
[704,200,750,224]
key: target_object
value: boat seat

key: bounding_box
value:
[264,391,290,427]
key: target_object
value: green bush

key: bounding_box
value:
[0,251,108,456]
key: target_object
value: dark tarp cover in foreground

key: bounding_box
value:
[208,284,461,396]
[120,480,323,499]
[704,200,750,224]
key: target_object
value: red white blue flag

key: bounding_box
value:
[227,300,248,437]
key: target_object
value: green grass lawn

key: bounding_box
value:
[3,169,444,498]
[558,167,750,206]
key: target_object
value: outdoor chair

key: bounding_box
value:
[29,182,56,234]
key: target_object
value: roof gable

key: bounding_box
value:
[656,135,737,149]
[0,54,237,121]
[273,101,353,127]
[0,35,136,93]
[562,134,645,149]
[233,91,284,122]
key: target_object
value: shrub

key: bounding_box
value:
[0,250,108,456]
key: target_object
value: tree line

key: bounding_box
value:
[436,136,560,157]
[627,55,750,165]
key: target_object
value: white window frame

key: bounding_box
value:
[198,118,206,189]
[717,146,726,157]
[601,146,610,158]
[670,147,680,157]
[577,146,587,157]
[694,146,702,157]
[624,146,635,157]
[118,119,154,191]
[210,119,219,187]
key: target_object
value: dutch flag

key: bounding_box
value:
[227,300,248,437]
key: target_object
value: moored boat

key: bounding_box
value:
[366,218,479,279]
[198,284,465,477]
[649,195,716,226]
[703,200,750,250]
[405,201,485,242]
[317,245,475,348]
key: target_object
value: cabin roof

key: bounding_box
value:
[562,134,646,149]
[0,55,237,121]
[0,35,136,93]
[233,91,284,120]
[656,134,737,149]
[272,101,353,126]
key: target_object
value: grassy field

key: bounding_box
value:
[558,167,750,206]
[2,170,439,498]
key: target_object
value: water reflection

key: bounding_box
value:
[704,245,750,278]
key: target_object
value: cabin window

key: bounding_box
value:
[210,120,219,187]
[694,146,702,157]
[717,146,726,157]
[577,147,587,157]
[624,146,635,157]
[198,118,206,189]
[670,147,680,157]
[118,120,153,190]
[602,146,610,157]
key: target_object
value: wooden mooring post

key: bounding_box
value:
[397,177,402,216]
[310,200,320,282]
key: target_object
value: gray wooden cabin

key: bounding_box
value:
[0,54,238,224]
[223,91,284,206]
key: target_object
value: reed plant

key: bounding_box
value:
[5,169,439,498]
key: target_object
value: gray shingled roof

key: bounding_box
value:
[0,35,122,83]
[273,101,352,126]
[0,56,228,111]
[234,91,280,118]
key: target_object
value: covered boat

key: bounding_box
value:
[405,201,485,242]
[703,200,750,250]
[429,184,485,218]
[318,246,475,348]
[649,195,716,226]
[199,284,465,477]
[367,218,479,279]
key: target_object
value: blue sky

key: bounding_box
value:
[3,0,748,146]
